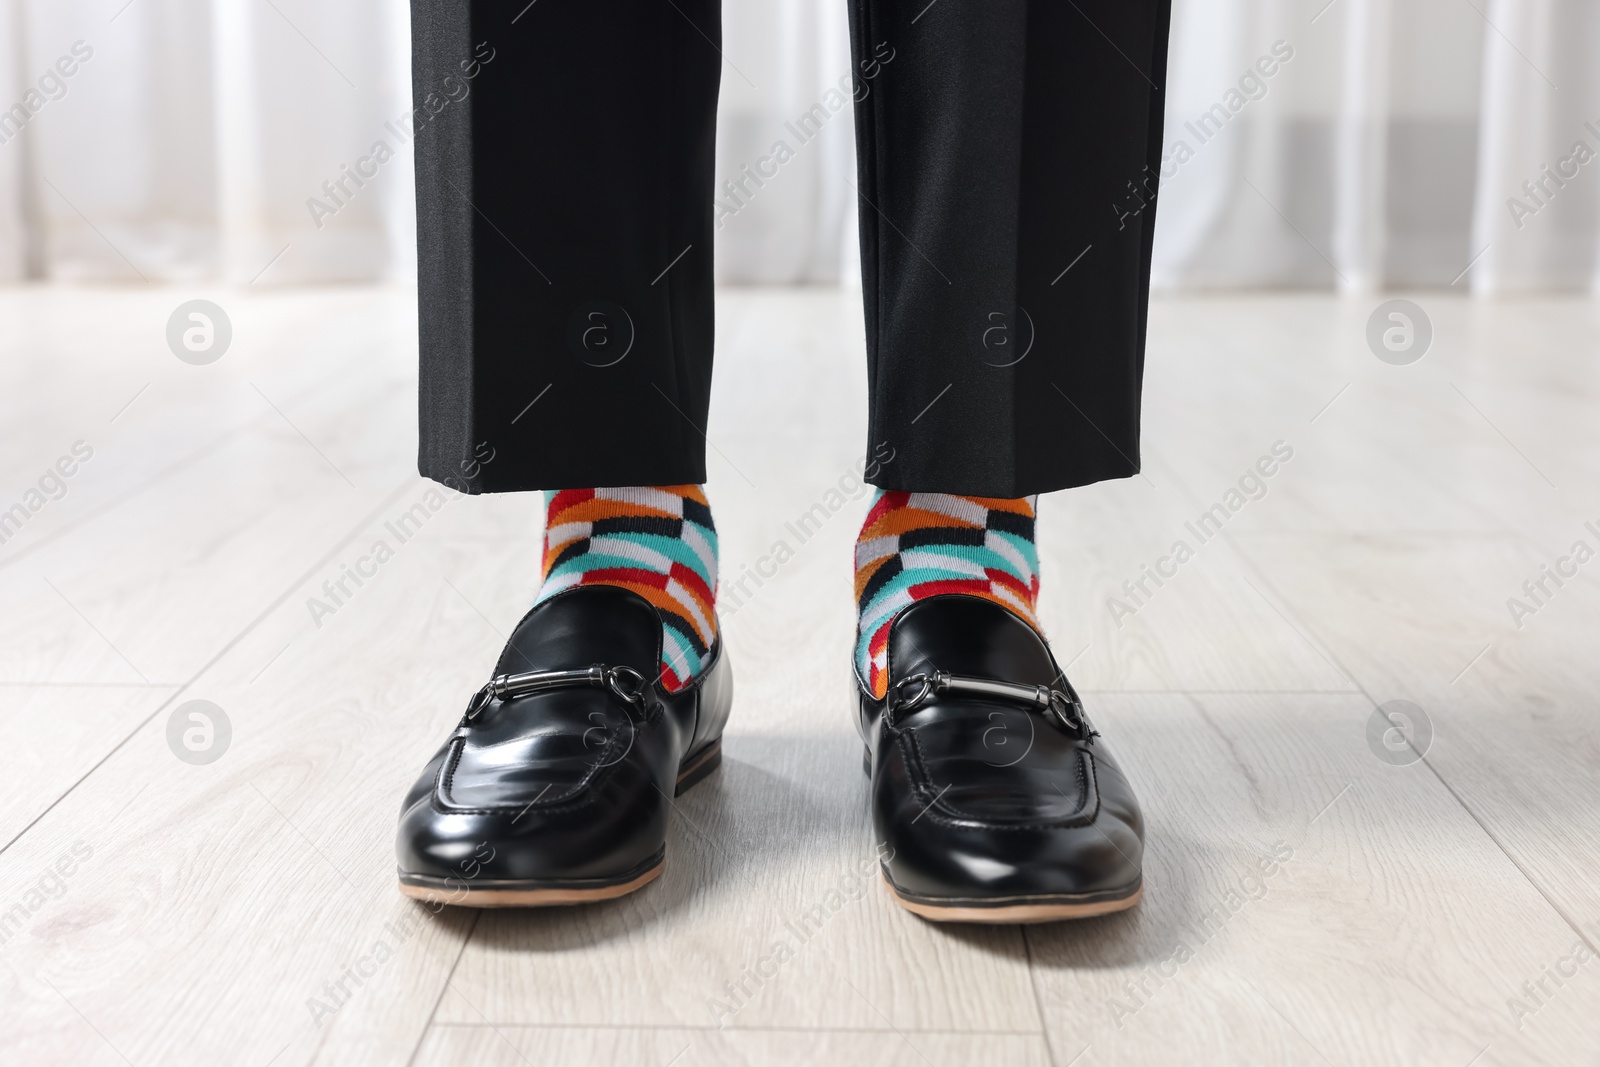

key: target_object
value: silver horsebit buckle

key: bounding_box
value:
[461,665,659,724]
[887,670,1091,736]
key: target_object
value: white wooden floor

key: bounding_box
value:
[2,285,1599,1066]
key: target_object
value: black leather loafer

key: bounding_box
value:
[396,585,731,907]
[858,594,1144,923]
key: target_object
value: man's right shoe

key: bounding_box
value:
[395,585,732,907]
[857,594,1145,923]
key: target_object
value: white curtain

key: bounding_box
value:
[0,0,411,284]
[1155,0,1600,292]
[714,0,858,284]
[0,0,1595,292]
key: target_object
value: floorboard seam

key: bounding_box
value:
[405,911,482,1067]
[1022,930,1063,1067]
[1216,517,1600,959]
[426,1022,1046,1035]
[0,334,391,578]
[0,474,421,859]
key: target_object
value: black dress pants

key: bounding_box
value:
[411,0,1172,497]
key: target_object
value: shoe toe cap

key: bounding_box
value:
[873,734,1144,902]
[395,757,667,884]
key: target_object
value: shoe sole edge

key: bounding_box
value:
[398,860,664,907]
[884,874,1143,924]
[395,738,722,908]
[673,737,722,796]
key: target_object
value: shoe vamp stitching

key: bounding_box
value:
[897,728,1100,830]
[436,728,635,814]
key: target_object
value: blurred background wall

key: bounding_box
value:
[0,0,1596,293]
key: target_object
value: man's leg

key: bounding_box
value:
[847,0,1171,922]
[397,0,733,909]
[849,0,1170,495]
[412,0,720,491]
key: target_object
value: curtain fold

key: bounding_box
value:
[0,0,1594,292]
[1468,0,1600,293]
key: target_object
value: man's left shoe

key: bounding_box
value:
[857,594,1145,923]
[394,586,731,907]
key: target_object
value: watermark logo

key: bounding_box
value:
[714,41,894,229]
[980,708,1035,767]
[1108,441,1294,626]
[306,446,495,630]
[975,306,1034,367]
[1505,126,1600,231]
[1506,520,1600,630]
[167,300,232,365]
[167,700,231,765]
[1365,700,1431,766]
[721,441,894,618]
[706,842,894,1028]
[307,41,495,231]
[1109,840,1294,1027]
[582,707,637,770]
[1113,166,1160,232]
[1155,41,1295,187]
[0,840,93,946]
[0,440,93,547]
[567,301,634,367]
[1505,923,1600,1033]
[0,40,94,147]
[1366,299,1431,365]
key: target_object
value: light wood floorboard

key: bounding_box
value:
[412,1024,1054,1067]
[1,287,1598,1065]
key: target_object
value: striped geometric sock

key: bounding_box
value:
[854,491,1041,698]
[537,485,719,692]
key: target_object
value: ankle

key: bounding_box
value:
[539,486,718,691]
[854,491,1039,697]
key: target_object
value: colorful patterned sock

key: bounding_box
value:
[854,491,1041,698]
[538,485,718,692]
